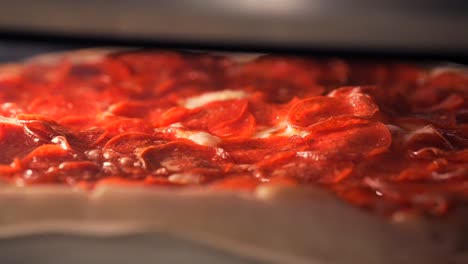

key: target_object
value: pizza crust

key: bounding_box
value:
[0,184,466,264]
[0,49,467,264]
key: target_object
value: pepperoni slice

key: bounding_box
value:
[22,60,71,86]
[348,62,389,84]
[113,51,186,75]
[17,144,76,183]
[249,96,292,127]
[58,115,96,131]
[306,116,371,135]
[327,86,379,116]
[157,106,198,127]
[0,121,39,164]
[107,100,152,118]
[184,99,249,130]
[306,120,392,157]
[402,125,454,152]
[140,141,224,172]
[209,112,256,138]
[287,88,378,128]
[427,70,468,92]
[101,58,132,82]
[319,59,349,86]
[17,116,70,143]
[103,132,166,154]
[287,97,343,127]
[228,56,324,102]
[417,94,464,112]
[220,136,306,164]
[27,95,99,119]
[260,157,354,184]
[54,161,101,184]
[104,118,153,137]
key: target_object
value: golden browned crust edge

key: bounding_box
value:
[0,184,466,264]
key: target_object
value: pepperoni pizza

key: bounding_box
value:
[0,50,467,264]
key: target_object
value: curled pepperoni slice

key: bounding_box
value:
[101,58,131,82]
[427,70,468,92]
[306,116,371,135]
[55,161,101,183]
[58,115,97,131]
[140,141,224,172]
[220,136,306,164]
[71,127,107,149]
[402,125,454,152]
[103,132,166,154]
[417,94,464,112]
[22,60,71,86]
[327,86,378,115]
[113,51,186,75]
[209,112,256,138]
[157,106,198,127]
[287,97,343,127]
[411,112,457,128]
[184,99,249,130]
[362,177,454,216]
[253,149,354,184]
[0,121,39,164]
[319,59,349,86]
[27,95,99,119]
[22,144,73,168]
[236,56,321,83]
[287,88,378,128]
[107,100,152,118]
[17,116,71,143]
[228,56,324,102]
[249,96,292,127]
[104,118,153,137]
[305,120,392,157]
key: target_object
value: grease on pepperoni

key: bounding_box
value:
[287,87,378,128]
[306,120,392,158]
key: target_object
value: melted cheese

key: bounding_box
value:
[183,90,247,109]
[255,121,310,139]
[0,115,21,125]
[174,129,221,147]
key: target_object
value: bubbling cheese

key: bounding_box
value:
[173,129,222,147]
[183,90,247,109]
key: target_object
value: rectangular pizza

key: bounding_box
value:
[0,49,467,264]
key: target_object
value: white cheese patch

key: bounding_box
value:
[51,136,71,150]
[168,173,202,184]
[255,121,310,139]
[174,129,221,147]
[183,90,247,109]
[188,132,222,147]
[254,127,281,138]
[276,121,310,138]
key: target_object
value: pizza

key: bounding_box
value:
[0,49,467,264]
